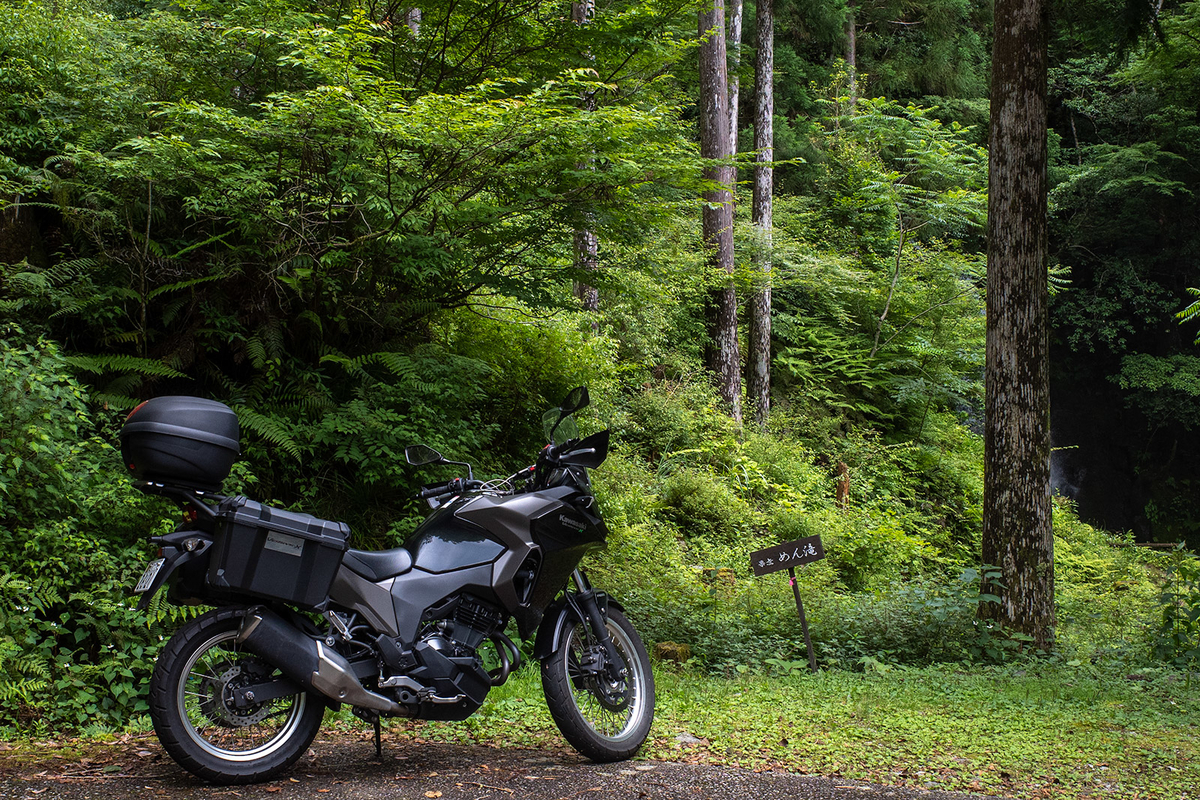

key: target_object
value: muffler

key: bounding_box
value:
[236,607,402,715]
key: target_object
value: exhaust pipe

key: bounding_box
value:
[236,607,402,715]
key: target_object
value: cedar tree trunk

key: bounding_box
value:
[728,0,743,151]
[747,0,773,427]
[571,0,600,317]
[983,0,1055,650]
[700,0,742,422]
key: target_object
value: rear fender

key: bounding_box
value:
[134,530,213,611]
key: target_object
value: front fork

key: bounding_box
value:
[568,570,627,685]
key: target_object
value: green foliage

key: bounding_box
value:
[1053,501,1163,664]
[1153,549,1200,668]
[0,327,180,728]
[1046,0,1200,544]
[811,567,1031,667]
[658,469,757,546]
[769,94,987,435]
[0,0,1188,740]
[1114,353,1200,430]
[0,327,91,526]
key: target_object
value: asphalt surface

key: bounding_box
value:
[0,736,1001,800]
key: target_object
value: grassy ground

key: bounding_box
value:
[3,661,1195,799]
[373,662,1200,800]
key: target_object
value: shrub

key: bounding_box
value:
[0,327,179,729]
[657,469,758,547]
[809,568,1023,668]
[1053,501,1162,664]
[0,327,91,527]
[1153,548,1200,668]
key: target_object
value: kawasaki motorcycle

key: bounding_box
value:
[125,387,654,785]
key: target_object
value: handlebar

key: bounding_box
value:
[416,477,483,500]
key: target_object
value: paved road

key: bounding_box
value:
[0,736,998,800]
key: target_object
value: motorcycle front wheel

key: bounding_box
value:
[541,607,655,761]
[148,607,325,784]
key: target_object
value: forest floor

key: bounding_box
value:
[0,733,993,800]
[0,664,1195,800]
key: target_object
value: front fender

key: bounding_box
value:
[532,592,621,661]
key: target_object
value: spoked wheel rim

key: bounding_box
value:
[561,618,648,743]
[176,629,310,762]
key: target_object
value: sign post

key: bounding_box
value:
[750,534,824,673]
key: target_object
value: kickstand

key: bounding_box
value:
[373,716,383,759]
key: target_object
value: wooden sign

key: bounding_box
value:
[750,535,824,577]
[751,534,825,673]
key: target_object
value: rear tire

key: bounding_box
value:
[149,607,325,784]
[541,607,654,762]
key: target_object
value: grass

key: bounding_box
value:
[367,661,1200,800]
[3,659,1195,798]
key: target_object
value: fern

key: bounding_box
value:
[1177,288,1200,343]
[63,353,186,378]
[91,392,141,410]
[1048,264,1071,296]
[234,406,302,460]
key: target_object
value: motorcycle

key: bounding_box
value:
[124,387,654,785]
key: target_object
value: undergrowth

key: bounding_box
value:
[0,327,1191,737]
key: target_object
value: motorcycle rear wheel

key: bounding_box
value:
[148,607,325,784]
[541,607,655,762]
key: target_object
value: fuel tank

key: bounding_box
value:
[404,498,506,574]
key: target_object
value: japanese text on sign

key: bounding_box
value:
[749,535,825,576]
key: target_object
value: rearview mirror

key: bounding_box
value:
[559,386,589,416]
[405,444,444,467]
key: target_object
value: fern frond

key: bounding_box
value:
[1048,264,1071,296]
[64,354,186,378]
[357,351,417,378]
[148,273,223,300]
[260,321,285,362]
[103,372,151,397]
[244,335,268,370]
[1176,288,1200,325]
[92,392,141,410]
[234,406,302,461]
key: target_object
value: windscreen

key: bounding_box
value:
[542,407,578,445]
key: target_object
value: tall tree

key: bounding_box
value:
[983,0,1054,649]
[747,0,773,427]
[571,0,600,317]
[700,0,742,422]
[728,0,743,148]
[845,0,858,103]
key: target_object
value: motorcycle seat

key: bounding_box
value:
[341,547,413,582]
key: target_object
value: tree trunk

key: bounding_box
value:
[982,0,1054,650]
[699,0,742,423]
[747,0,773,428]
[846,1,857,104]
[572,0,600,320]
[573,226,599,313]
[727,0,743,152]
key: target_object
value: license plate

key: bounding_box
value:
[134,558,166,594]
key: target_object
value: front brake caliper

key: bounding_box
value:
[577,644,630,712]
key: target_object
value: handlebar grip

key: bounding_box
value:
[417,480,457,499]
[417,477,485,500]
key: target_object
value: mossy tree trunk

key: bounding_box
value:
[747,0,773,428]
[700,0,742,423]
[983,0,1055,650]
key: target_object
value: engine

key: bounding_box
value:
[382,596,512,721]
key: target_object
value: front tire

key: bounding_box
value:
[149,608,325,784]
[541,607,655,762]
